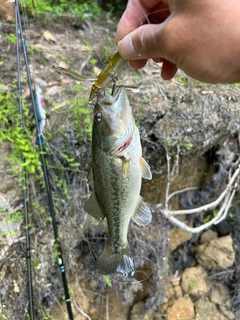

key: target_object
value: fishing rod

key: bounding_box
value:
[15,2,34,319]
[15,1,74,319]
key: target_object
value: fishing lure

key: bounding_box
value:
[54,51,127,102]
[53,65,96,84]
[88,51,127,101]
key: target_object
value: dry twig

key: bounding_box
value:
[157,147,240,233]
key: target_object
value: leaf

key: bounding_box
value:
[43,30,57,43]
[103,275,112,287]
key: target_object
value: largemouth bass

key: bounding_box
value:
[84,86,152,277]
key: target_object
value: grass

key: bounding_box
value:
[24,0,102,21]
[0,87,41,176]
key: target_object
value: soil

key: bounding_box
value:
[0,2,240,320]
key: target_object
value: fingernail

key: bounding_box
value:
[117,36,140,60]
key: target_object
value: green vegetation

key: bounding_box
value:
[6,33,17,44]
[24,0,102,20]
[182,142,193,150]
[177,73,212,88]
[0,302,7,320]
[203,209,218,224]
[58,55,72,66]
[232,83,240,89]
[0,87,41,176]
[103,275,112,287]
[136,94,149,128]
[189,279,196,290]
[68,83,92,138]
[23,0,126,21]
[177,74,188,87]
[164,138,194,155]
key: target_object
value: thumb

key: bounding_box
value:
[117,23,168,61]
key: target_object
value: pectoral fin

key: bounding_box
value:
[84,192,105,221]
[140,157,152,180]
[122,159,130,179]
[132,197,152,226]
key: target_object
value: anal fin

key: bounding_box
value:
[132,197,152,226]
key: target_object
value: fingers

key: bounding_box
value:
[117,20,179,79]
[161,59,178,80]
[129,60,148,69]
[129,58,178,81]
[116,0,170,43]
[116,0,240,83]
[117,23,167,61]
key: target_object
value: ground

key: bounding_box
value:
[0,2,240,320]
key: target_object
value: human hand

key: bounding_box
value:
[116,0,240,84]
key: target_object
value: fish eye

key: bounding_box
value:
[95,113,102,122]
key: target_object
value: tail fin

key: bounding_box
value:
[96,244,135,277]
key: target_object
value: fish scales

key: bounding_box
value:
[84,86,152,277]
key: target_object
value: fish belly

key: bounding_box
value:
[93,147,141,275]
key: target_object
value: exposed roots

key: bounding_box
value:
[157,146,240,233]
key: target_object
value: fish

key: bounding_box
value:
[84,86,152,277]
[34,84,46,134]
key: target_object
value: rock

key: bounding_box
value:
[210,284,230,305]
[167,296,195,320]
[43,30,57,43]
[196,235,235,269]
[195,299,228,320]
[0,0,14,22]
[181,266,209,298]
[170,272,181,286]
[219,304,236,320]
[22,86,30,99]
[0,192,11,211]
[130,302,153,320]
[48,81,59,87]
[166,287,175,301]
[62,78,70,85]
[173,285,183,299]
[58,61,68,69]
[168,227,192,252]
[29,30,41,39]
[200,230,218,244]
[161,302,168,315]
[46,85,61,96]
[35,78,48,87]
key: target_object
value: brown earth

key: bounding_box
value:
[0,5,240,320]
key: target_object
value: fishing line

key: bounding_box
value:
[21,0,35,75]
[15,2,34,319]
[15,1,74,318]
